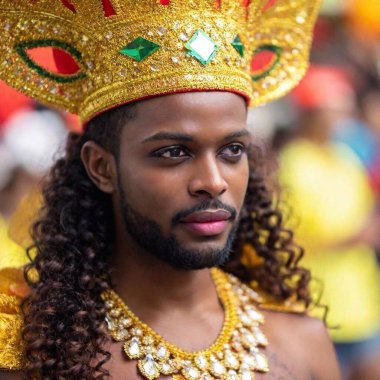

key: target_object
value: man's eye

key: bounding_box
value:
[220,143,245,157]
[155,146,189,158]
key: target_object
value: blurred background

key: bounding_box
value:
[0,0,380,379]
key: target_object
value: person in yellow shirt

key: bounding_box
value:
[279,66,380,380]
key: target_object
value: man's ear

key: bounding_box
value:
[81,141,117,194]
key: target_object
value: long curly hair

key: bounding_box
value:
[21,103,311,379]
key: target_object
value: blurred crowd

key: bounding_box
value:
[249,1,380,379]
[0,0,380,379]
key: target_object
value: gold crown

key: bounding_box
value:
[0,0,321,123]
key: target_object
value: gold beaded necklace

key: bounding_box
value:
[102,268,269,380]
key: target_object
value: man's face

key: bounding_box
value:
[115,91,250,269]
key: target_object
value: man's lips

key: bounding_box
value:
[180,210,232,223]
[180,210,232,236]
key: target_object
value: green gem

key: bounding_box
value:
[185,29,218,66]
[231,34,244,57]
[119,37,160,62]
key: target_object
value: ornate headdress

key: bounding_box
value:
[0,0,321,124]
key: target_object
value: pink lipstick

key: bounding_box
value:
[180,210,231,236]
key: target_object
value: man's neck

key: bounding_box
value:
[108,232,221,323]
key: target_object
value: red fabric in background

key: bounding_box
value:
[0,81,32,130]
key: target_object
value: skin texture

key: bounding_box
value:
[0,92,341,379]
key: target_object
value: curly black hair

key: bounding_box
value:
[21,103,311,379]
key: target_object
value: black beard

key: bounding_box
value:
[117,181,238,270]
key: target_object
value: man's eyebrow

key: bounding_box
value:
[142,129,250,144]
[142,132,194,144]
[223,129,250,141]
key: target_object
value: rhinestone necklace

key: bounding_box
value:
[102,268,269,380]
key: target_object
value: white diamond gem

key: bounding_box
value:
[188,33,215,62]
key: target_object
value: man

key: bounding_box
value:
[0,0,340,379]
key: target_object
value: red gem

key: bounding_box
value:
[60,0,76,13]
[251,49,277,76]
[102,0,116,17]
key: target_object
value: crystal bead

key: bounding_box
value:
[86,61,94,69]
[157,26,167,36]
[36,80,45,90]
[240,313,252,326]
[241,352,256,368]
[113,328,128,342]
[105,31,113,40]
[225,351,239,370]
[292,48,300,55]
[195,355,208,370]
[180,32,189,41]
[227,369,239,380]
[183,365,200,380]
[200,373,212,380]
[139,353,160,379]
[246,307,264,323]
[171,56,180,64]
[210,359,225,376]
[156,345,168,360]
[105,315,116,331]
[241,365,252,380]
[254,351,269,372]
[119,37,160,62]
[232,339,243,352]
[231,34,244,57]
[240,328,256,347]
[296,12,306,24]
[49,85,58,95]
[253,327,268,346]
[150,64,160,72]
[131,327,143,336]
[104,300,114,309]
[185,29,218,66]
[161,360,173,375]
[4,22,11,31]
[125,337,141,359]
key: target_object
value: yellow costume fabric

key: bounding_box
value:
[279,139,380,342]
[0,216,30,370]
[0,268,26,370]
[0,215,29,270]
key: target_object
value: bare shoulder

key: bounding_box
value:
[260,309,341,380]
[0,370,23,380]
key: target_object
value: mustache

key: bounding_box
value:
[172,199,238,226]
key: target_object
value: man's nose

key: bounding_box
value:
[188,154,228,198]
